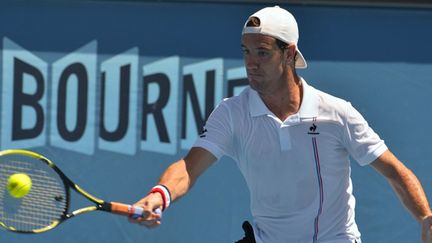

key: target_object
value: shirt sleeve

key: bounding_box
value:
[343,103,388,166]
[192,101,234,160]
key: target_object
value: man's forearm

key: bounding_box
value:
[389,166,431,222]
[158,159,192,202]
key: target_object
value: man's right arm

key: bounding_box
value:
[129,147,217,228]
[158,147,217,201]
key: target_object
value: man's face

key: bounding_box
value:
[241,34,288,94]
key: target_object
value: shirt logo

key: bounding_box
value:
[308,123,320,135]
[199,127,208,138]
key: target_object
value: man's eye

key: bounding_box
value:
[258,51,269,57]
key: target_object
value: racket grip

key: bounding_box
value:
[130,206,162,219]
[110,202,162,219]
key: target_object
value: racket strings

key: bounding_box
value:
[0,156,67,232]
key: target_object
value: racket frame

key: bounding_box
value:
[0,149,148,234]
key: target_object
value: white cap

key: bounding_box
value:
[242,6,307,69]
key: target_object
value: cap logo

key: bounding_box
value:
[246,16,260,27]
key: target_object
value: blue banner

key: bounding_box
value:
[1,1,432,242]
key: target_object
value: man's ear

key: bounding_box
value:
[285,44,297,64]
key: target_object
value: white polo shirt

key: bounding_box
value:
[193,79,387,243]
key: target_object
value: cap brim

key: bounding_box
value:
[295,48,307,69]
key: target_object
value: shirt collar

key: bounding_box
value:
[249,78,319,119]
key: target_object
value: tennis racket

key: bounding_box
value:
[0,149,161,233]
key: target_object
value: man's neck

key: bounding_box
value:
[259,75,303,122]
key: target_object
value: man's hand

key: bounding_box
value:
[422,215,432,243]
[128,193,163,228]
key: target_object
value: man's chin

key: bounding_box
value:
[248,79,263,91]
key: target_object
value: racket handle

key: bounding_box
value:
[130,206,162,219]
[109,202,162,219]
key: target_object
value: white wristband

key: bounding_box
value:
[152,185,171,209]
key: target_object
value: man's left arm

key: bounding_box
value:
[371,149,432,242]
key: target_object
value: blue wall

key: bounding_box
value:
[1,1,432,242]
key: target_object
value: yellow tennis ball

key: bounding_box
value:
[7,173,32,198]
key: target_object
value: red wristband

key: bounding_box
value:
[149,187,167,211]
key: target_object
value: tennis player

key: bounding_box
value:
[130,6,432,243]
